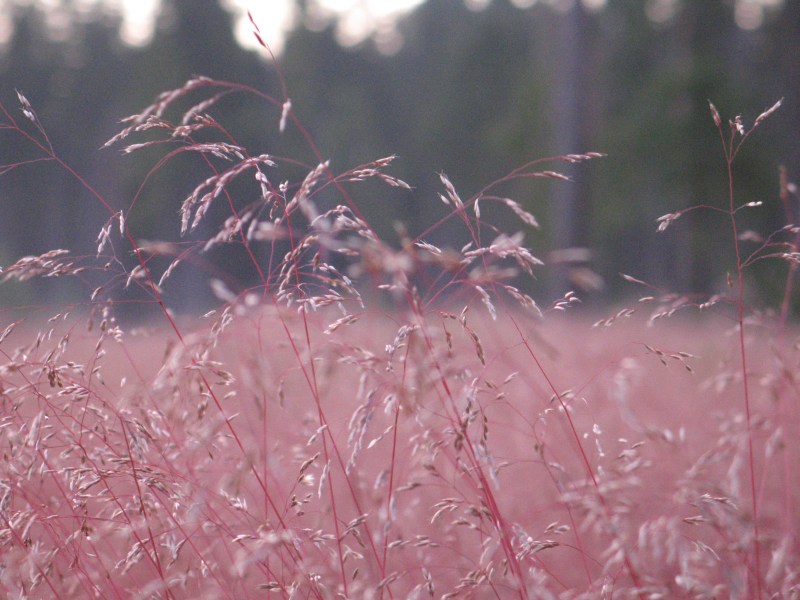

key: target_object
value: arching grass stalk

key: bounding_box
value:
[708,98,782,599]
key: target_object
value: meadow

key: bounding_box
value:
[0,22,798,599]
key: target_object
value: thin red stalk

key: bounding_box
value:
[75,343,309,594]
[297,311,350,596]
[776,166,798,543]
[409,307,528,599]
[127,112,329,593]
[193,366,319,573]
[148,92,390,591]
[262,389,270,522]
[4,63,456,599]
[777,166,798,336]
[381,359,405,578]
[276,310,392,590]
[6,357,160,596]
[778,258,798,333]
[117,415,175,600]
[720,131,762,598]
[1,99,185,343]
[147,488,239,600]
[708,100,782,596]
[29,452,125,599]
[0,510,65,599]
[104,337,310,587]
[383,406,402,558]
[504,312,646,593]
[269,214,388,590]
[66,419,172,591]
[234,60,396,588]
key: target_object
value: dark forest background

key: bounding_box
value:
[1,0,798,313]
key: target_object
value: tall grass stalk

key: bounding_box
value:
[714,99,781,599]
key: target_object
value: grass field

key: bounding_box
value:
[1,302,797,598]
[0,21,797,599]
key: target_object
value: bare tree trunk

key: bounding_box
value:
[779,0,800,186]
[550,2,592,296]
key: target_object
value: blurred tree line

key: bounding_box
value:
[0,0,797,313]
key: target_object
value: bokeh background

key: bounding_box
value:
[0,0,797,313]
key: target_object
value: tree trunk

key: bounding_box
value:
[550,2,592,296]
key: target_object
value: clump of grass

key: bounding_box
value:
[1,21,798,599]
